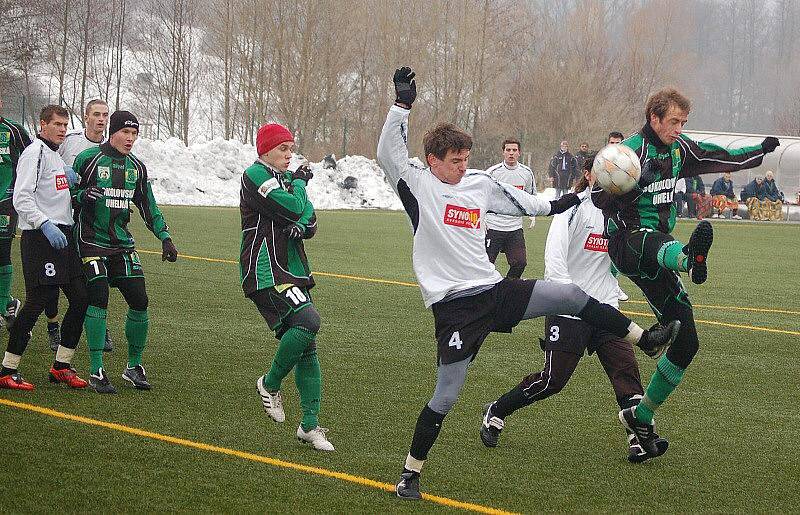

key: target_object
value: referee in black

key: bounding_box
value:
[0,105,88,390]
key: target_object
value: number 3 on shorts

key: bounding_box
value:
[549,325,560,342]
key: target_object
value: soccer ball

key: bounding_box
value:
[592,144,641,195]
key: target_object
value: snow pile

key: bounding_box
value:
[132,137,403,210]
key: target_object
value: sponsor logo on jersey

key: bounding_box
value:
[0,132,9,144]
[514,185,524,190]
[55,174,69,191]
[258,177,279,197]
[126,168,138,183]
[103,187,134,209]
[443,204,480,229]
[0,215,8,228]
[583,232,608,252]
[98,166,111,180]
[0,147,9,155]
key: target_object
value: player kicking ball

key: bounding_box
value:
[591,87,779,458]
[377,67,680,500]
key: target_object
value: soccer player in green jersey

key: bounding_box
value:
[0,93,32,326]
[591,87,780,458]
[240,123,332,451]
[73,111,178,394]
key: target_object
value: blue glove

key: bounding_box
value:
[41,220,68,250]
[63,166,79,187]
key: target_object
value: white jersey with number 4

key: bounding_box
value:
[59,129,102,167]
[377,105,553,307]
[485,162,534,231]
[544,190,620,317]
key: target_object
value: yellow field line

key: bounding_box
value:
[137,249,798,334]
[0,398,514,515]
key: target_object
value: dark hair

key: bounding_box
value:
[40,105,69,123]
[502,138,521,151]
[573,152,597,193]
[85,99,108,115]
[423,122,473,161]
[607,131,624,142]
[645,87,691,121]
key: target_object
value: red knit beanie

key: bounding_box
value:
[256,123,294,156]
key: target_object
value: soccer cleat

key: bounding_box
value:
[0,372,35,390]
[480,402,505,448]
[627,430,669,464]
[296,425,335,451]
[255,376,285,422]
[122,364,152,390]
[396,471,422,500]
[103,330,113,352]
[711,213,719,218]
[618,407,669,459]
[685,220,713,285]
[733,214,742,220]
[617,287,629,302]
[89,368,117,394]
[48,324,61,352]
[49,366,89,388]
[637,320,681,359]
[1,297,21,329]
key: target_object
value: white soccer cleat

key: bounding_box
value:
[617,286,629,302]
[255,376,285,423]
[297,425,335,451]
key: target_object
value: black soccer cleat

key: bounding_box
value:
[618,407,668,459]
[627,430,669,463]
[480,402,505,448]
[685,220,713,285]
[637,320,681,359]
[89,368,117,394]
[122,364,152,390]
[396,471,422,500]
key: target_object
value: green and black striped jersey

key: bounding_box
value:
[73,142,170,257]
[0,117,32,202]
[239,160,316,296]
[593,123,765,235]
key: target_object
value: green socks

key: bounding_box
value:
[296,349,321,431]
[126,309,149,367]
[635,355,686,424]
[85,305,108,374]
[657,241,688,272]
[0,264,12,308]
[263,327,316,391]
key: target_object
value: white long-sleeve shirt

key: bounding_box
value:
[14,137,73,229]
[485,161,535,231]
[377,105,553,307]
[544,190,620,318]
[59,128,102,167]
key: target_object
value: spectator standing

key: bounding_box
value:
[548,140,578,197]
[574,142,591,172]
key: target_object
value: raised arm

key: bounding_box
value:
[377,66,420,194]
[677,135,778,178]
[485,175,580,217]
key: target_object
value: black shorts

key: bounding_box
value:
[542,315,617,356]
[485,228,525,260]
[82,252,144,287]
[0,198,18,239]
[249,284,314,337]
[432,278,536,365]
[21,227,83,287]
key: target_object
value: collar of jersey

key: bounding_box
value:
[37,134,60,152]
[642,122,671,151]
[100,142,127,159]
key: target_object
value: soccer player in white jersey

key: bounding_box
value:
[485,139,535,278]
[51,99,113,352]
[605,131,630,302]
[480,154,666,463]
[378,67,680,500]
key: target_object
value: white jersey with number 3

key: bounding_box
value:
[377,105,553,307]
[544,190,620,316]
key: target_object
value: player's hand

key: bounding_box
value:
[637,159,657,188]
[549,192,581,215]
[393,66,417,108]
[41,220,68,250]
[291,165,313,184]
[161,238,178,262]
[63,166,79,187]
[82,186,105,204]
[761,137,780,154]
[283,223,305,240]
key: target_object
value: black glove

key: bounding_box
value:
[161,238,178,262]
[549,192,581,215]
[393,66,417,107]
[82,186,104,204]
[283,223,305,240]
[761,137,780,154]
[291,165,313,184]
[637,159,658,189]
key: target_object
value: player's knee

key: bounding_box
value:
[428,392,458,414]
[507,262,526,279]
[288,305,320,334]
[562,283,590,314]
[86,279,110,309]
[128,292,148,312]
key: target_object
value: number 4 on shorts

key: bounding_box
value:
[448,331,463,350]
